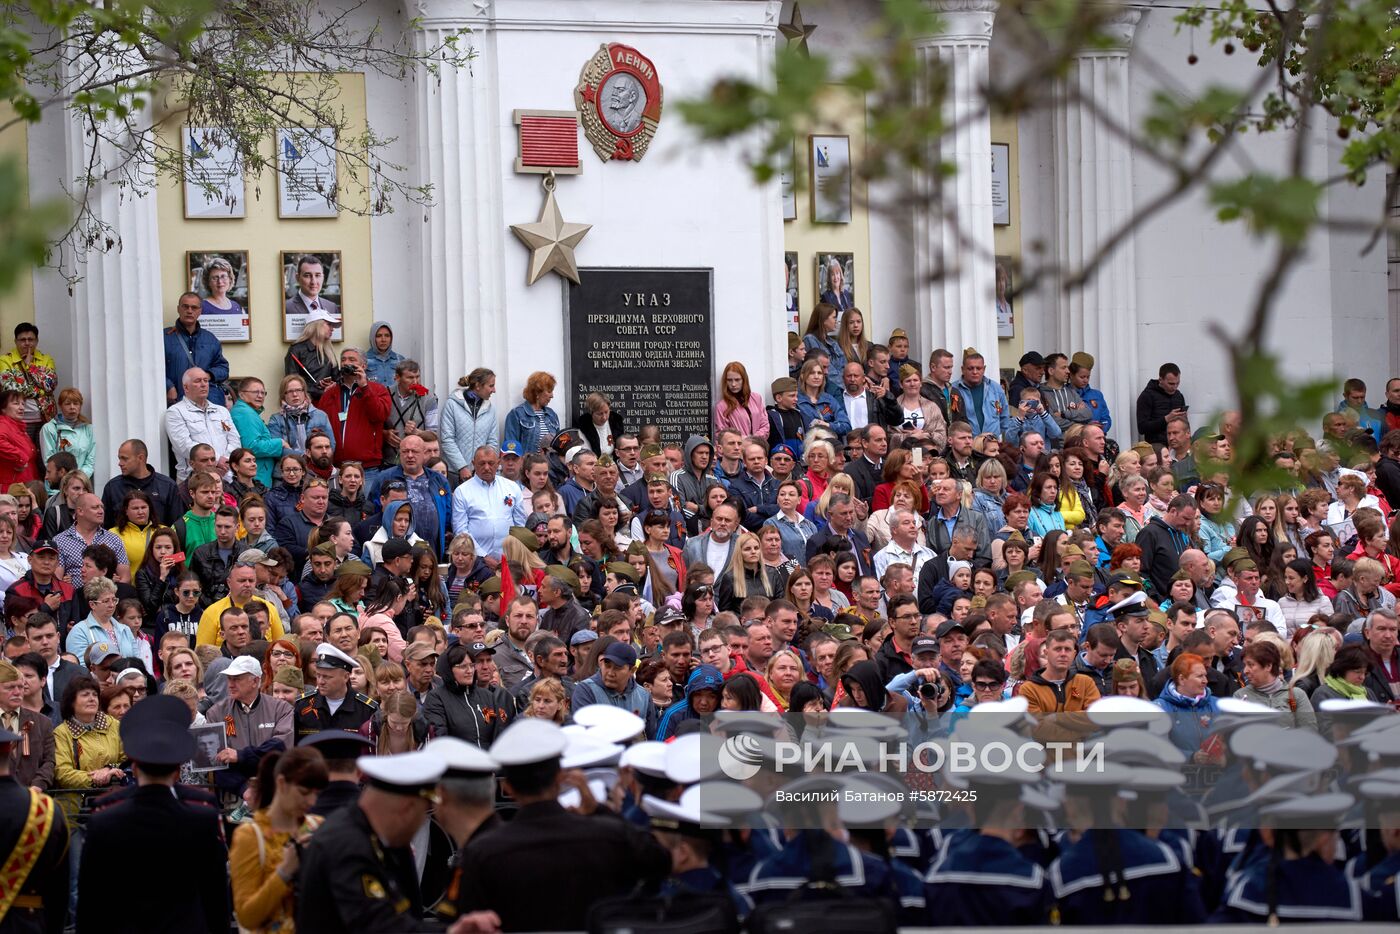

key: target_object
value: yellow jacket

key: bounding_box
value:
[196,594,284,646]
[53,718,124,789]
[1057,488,1086,530]
[230,809,323,932]
[110,523,158,574]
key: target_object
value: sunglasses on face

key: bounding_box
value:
[973,680,1005,691]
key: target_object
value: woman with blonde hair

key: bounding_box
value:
[714,361,770,439]
[798,437,836,509]
[714,532,781,613]
[40,387,95,479]
[525,677,569,724]
[229,746,329,933]
[796,357,850,437]
[283,311,339,403]
[1289,628,1337,697]
[266,375,335,460]
[809,472,860,528]
[440,367,499,479]
[764,648,806,712]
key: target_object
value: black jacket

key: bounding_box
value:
[293,689,378,740]
[714,565,785,614]
[79,783,228,933]
[453,801,669,932]
[274,511,321,575]
[805,526,874,576]
[101,468,183,528]
[843,455,884,504]
[1377,457,1400,518]
[574,410,625,456]
[297,800,425,933]
[1365,647,1399,704]
[1135,378,1186,447]
[539,598,592,643]
[422,680,514,749]
[188,540,247,607]
[1137,516,1191,597]
[0,780,68,934]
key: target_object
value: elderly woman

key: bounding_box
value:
[0,390,36,489]
[229,747,328,934]
[573,391,624,458]
[1236,641,1316,729]
[1117,474,1155,542]
[764,648,806,713]
[266,376,336,467]
[971,459,1009,532]
[503,371,561,454]
[66,577,139,668]
[53,675,125,794]
[1310,645,1375,730]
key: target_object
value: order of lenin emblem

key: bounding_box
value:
[574,44,663,163]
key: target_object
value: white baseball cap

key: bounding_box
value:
[224,656,263,679]
[306,307,341,326]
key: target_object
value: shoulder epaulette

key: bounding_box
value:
[355,692,379,710]
[297,689,319,702]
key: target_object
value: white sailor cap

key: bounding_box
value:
[1259,791,1355,822]
[1087,695,1171,735]
[1105,590,1149,617]
[709,711,784,737]
[1044,759,1138,788]
[1229,724,1337,772]
[1335,713,1400,746]
[682,781,764,821]
[1120,765,1186,793]
[640,793,718,836]
[561,732,623,771]
[573,704,645,744]
[314,642,358,672]
[1207,696,1292,736]
[425,737,498,778]
[944,726,1045,788]
[489,718,567,767]
[1319,698,1396,735]
[1358,727,1400,762]
[619,740,670,778]
[964,695,1037,730]
[357,749,445,796]
[1205,770,1323,819]
[824,708,906,740]
[558,779,610,810]
[1097,728,1187,768]
[664,732,724,786]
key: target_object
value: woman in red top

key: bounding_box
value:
[1348,514,1400,598]
[872,447,931,513]
[0,390,37,487]
[1306,529,1338,599]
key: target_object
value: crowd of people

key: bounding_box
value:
[4,280,1400,930]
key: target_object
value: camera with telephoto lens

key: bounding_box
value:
[918,680,945,700]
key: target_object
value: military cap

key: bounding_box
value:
[576,705,646,744]
[314,642,358,672]
[1221,546,1250,570]
[889,328,908,341]
[313,541,338,558]
[273,666,304,690]
[1059,544,1085,559]
[770,377,798,396]
[478,575,502,596]
[298,729,373,759]
[425,736,498,779]
[605,561,640,585]
[898,364,920,382]
[821,621,856,641]
[490,718,567,767]
[1106,590,1149,619]
[508,526,539,551]
[639,443,664,460]
[1066,560,1096,578]
[358,749,445,796]
[120,695,195,765]
[0,660,15,683]
[544,564,580,595]
[381,538,413,562]
[334,559,372,579]
[1070,351,1095,370]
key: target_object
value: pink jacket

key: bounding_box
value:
[358,610,406,662]
[713,393,770,439]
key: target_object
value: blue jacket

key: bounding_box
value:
[1003,409,1062,446]
[266,407,336,461]
[164,323,230,406]
[729,470,779,530]
[375,467,450,555]
[763,512,818,562]
[925,830,1049,926]
[655,665,723,740]
[953,378,1012,439]
[1078,384,1112,432]
[1152,681,1220,755]
[1027,502,1066,539]
[1337,399,1386,444]
[439,388,499,474]
[502,402,560,454]
[1051,829,1206,925]
[363,320,404,388]
[801,333,846,396]
[571,672,659,738]
[796,392,850,437]
[230,400,285,488]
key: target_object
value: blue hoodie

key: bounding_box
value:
[364,320,404,388]
[655,664,724,740]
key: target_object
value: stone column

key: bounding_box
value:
[1054,9,1141,440]
[64,98,165,483]
[912,0,1000,376]
[412,2,509,393]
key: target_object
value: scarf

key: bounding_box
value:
[280,402,314,451]
[1073,479,1099,524]
[1324,674,1368,700]
[1257,676,1285,695]
[65,712,111,737]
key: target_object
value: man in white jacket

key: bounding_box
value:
[164,367,241,481]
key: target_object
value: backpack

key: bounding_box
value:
[586,889,737,934]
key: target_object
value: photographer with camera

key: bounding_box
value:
[1004,383,1062,448]
[315,347,391,487]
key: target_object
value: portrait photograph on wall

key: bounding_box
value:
[815,252,855,313]
[809,134,851,223]
[785,252,800,332]
[996,255,1015,339]
[281,250,344,342]
[185,251,251,343]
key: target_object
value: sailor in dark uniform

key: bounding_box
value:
[0,725,68,934]
[298,729,374,818]
[1046,760,1206,925]
[452,718,670,931]
[296,748,446,933]
[426,737,502,927]
[294,643,379,740]
[1351,776,1400,921]
[924,732,1050,925]
[1209,789,1362,923]
[78,696,229,934]
[642,790,754,923]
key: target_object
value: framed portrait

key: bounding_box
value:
[281,250,344,343]
[784,252,800,332]
[185,251,251,343]
[277,127,339,219]
[188,723,228,773]
[814,252,855,315]
[809,134,851,224]
[182,126,246,219]
[780,140,797,221]
[995,255,1014,339]
[991,142,1011,227]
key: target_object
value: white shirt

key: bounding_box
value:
[705,535,732,573]
[843,391,869,431]
[164,396,241,481]
[451,474,527,558]
[873,539,934,579]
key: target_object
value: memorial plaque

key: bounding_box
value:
[567,268,714,442]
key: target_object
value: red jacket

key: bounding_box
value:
[0,415,35,487]
[316,382,392,469]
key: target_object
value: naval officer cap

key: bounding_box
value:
[120,694,196,766]
[574,704,645,744]
[426,736,499,779]
[314,642,359,673]
[490,717,567,767]
[619,740,670,779]
[1106,590,1149,619]
[299,729,375,760]
[641,794,717,838]
[358,749,446,797]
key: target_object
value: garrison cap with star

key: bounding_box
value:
[314,642,359,672]
[334,559,373,579]
[490,717,567,767]
[358,749,446,796]
[604,561,640,584]
[545,564,580,594]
